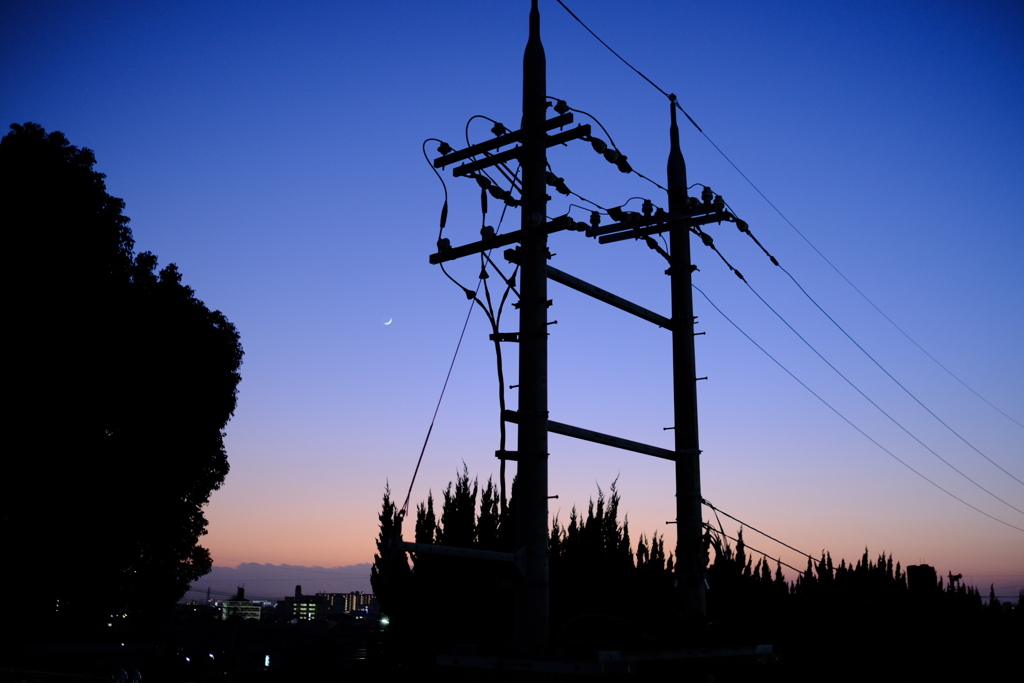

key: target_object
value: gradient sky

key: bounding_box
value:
[3,0,1022,600]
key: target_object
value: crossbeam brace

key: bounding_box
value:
[504,249,672,329]
[502,410,676,460]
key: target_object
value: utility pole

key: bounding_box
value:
[428,1,592,650]
[516,0,551,649]
[668,97,706,619]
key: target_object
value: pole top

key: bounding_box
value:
[668,95,687,195]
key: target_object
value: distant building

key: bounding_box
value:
[344,591,375,613]
[315,591,376,614]
[221,587,261,621]
[281,585,327,621]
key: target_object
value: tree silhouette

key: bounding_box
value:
[370,485,409,619]
[374,469,1020,677]
[2,123,242,629]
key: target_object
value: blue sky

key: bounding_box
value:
[3,0,1022,600]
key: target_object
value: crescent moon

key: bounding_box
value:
[384,318,393,325]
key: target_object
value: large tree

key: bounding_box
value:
[1,123,243,628]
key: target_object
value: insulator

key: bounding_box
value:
[603,148,620,164]
[736,219,749,233]
[714,195,725,210]
[573,221,588,232]
[590,210,601,229]
[481,225,495,240]
[437,141,454,156]
[642,199,653,216]
[480,188,488,215]
[554,99,570,115]
[615,154,632,173]
[688,196,701,210]
[700,233,714,247]
[545,171,558,185]
[548,215,572,231]
[491,122,508,136]
[437,237,451,251]
[590,137,608,154]
[474,175,491,189]
[701,186,713,204]
[488,185,505,199]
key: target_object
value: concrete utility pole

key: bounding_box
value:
[668,97,706,619]
[515,0,550,649]
[427,2,595,649]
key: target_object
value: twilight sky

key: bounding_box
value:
[3,0,1021,601]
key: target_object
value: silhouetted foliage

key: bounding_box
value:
[371,467,519,665]
[2,123,242,630]
[374,469,1020,678]
[369,485,409,619]
[373,471,672,656]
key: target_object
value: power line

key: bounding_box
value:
[739,277,1024,517]
[552,0,1024,524]
[704,523,806,577]
[778,264,1024,488]
[687,222,1022,513]
[400,290,479,518]
[703,499,814,567]
[554,0,1023,433]
[692,283,1024,534]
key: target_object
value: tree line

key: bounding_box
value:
[373,467,1022,676]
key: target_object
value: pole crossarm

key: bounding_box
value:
[452,124,591,177]
[433,112,576,169]
[502,409,676,461]
[599,211,735,245]
[453,145,524,177]
[504,248,672,329]
[588,209,737,245]
[431,110,590,179]
[429,217,575,265]
[585,209,678,238]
